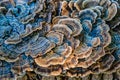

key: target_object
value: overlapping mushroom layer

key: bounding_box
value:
[0,0,120,79]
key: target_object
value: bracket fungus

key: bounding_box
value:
[0,0,120,80]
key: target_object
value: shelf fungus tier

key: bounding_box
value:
[0,0,120,79]
[34,44,72,67]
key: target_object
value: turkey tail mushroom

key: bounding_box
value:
[34,44,72,67]
[58,18,82,37]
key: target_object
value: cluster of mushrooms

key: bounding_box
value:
[0,0,120,80]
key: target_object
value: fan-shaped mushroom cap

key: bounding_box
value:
[73,44,92,59]
[66,67,92,77]
[106,48,120,73]
[5,33,22,45]
[46,31,64,45]
[52,24,72,38]
[79,9,97,23]
[26,37,55,57]
[58,18,82,37]
[61,1,69,16]
[98,54,115,72]
[99,0,111,6]
[106,61,120,73]
[104,3,117,21]
[52,16,68,24]
[107,7,120,28]
[20,23,42,38]
[91,54,115,73]
[63,54,78,70]
[101,32,111,47]
[81,20,92,33]
[82,0,99,8]
[91,6,103,17]
[64,37,80,49]
[34,44,72,67]
[68,1,74,11]
[34,65,62,76]
[76,47,105,68]
[84,35,100,47]
[0,0,120,79]
[74,0,84,11]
